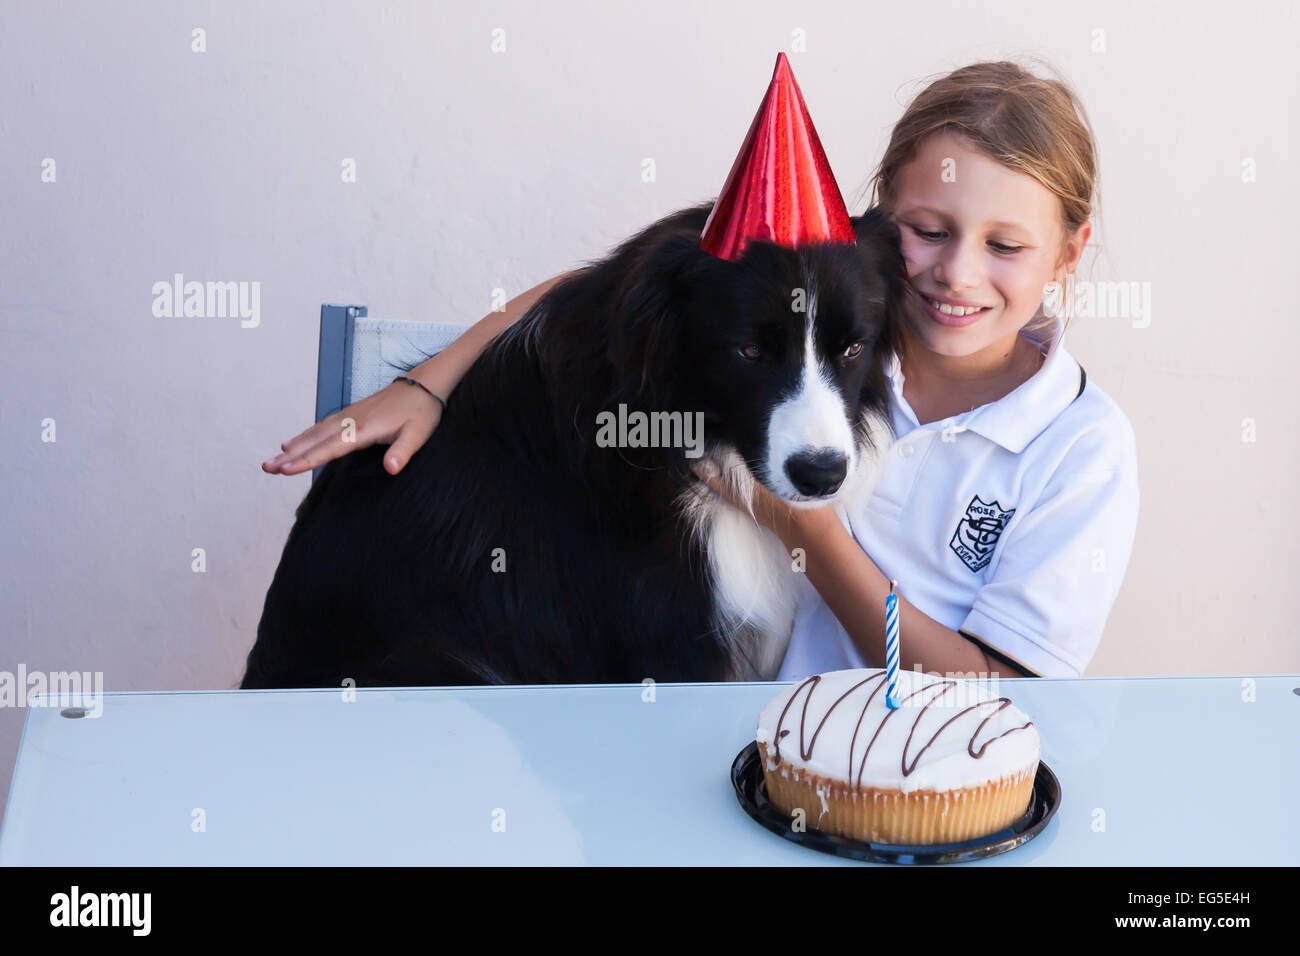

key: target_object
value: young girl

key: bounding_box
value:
[262,60,1138,682]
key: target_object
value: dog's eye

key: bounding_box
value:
[842,342,864,360]
[738,344,762,361]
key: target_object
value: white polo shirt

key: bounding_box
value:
[776,314,1140,679]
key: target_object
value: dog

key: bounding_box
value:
[240,200,910,689]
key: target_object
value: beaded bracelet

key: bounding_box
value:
[392,375,447,411]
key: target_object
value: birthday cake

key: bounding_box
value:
[755,668,1040,845]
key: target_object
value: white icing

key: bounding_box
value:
[756,667,1040,793]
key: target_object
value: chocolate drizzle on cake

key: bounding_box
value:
[772,671,1035,789]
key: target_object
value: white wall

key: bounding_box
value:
[2,1,1297,823]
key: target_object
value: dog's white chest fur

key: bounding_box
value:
[696,488,802,680]
[680,422,891,680]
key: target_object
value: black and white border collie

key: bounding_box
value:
[240,201,911,689]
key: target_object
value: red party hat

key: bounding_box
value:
[699,52,855,261]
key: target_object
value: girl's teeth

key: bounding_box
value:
[926,296,985,316]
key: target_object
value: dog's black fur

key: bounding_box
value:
[241,201,910,689]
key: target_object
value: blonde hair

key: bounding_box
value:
[864,59,1100,340]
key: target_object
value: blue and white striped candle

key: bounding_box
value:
[884,580,901,709]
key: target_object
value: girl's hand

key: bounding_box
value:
[691,459,800,534]
[261,375,444,477]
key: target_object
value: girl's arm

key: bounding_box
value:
[772,507,1006,677]
[715,479,1009,677]
[403,271,575,408]
[263,271,575,476]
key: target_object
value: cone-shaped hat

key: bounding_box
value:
[699,52,855,261]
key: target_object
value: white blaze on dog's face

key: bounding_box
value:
[763,273,859,504]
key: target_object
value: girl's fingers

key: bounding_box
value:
[278,419,335,458]
[383,409,442,474]
[274,429,365,475]
[263,438,324,472]
[263,382,420,473]
[699,472,733,504]
[263,419,339,471]
[382,427,421,474]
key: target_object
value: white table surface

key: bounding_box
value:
[1,675,1297,865]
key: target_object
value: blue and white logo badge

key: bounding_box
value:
[950,495,1016,573]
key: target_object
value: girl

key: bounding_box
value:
[262,60,1138,681]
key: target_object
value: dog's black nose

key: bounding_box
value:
[785,450,848,497]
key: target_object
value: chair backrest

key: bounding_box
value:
[313,304,470,483]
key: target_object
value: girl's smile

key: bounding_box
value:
[919,292,993,328]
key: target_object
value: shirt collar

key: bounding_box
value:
[885,313,1081,453]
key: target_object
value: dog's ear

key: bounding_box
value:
[851,206,916,366]
[607,230,713,406]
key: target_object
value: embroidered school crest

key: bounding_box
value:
[949,495,1017,573]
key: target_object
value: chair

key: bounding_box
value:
[313,304,470,483]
